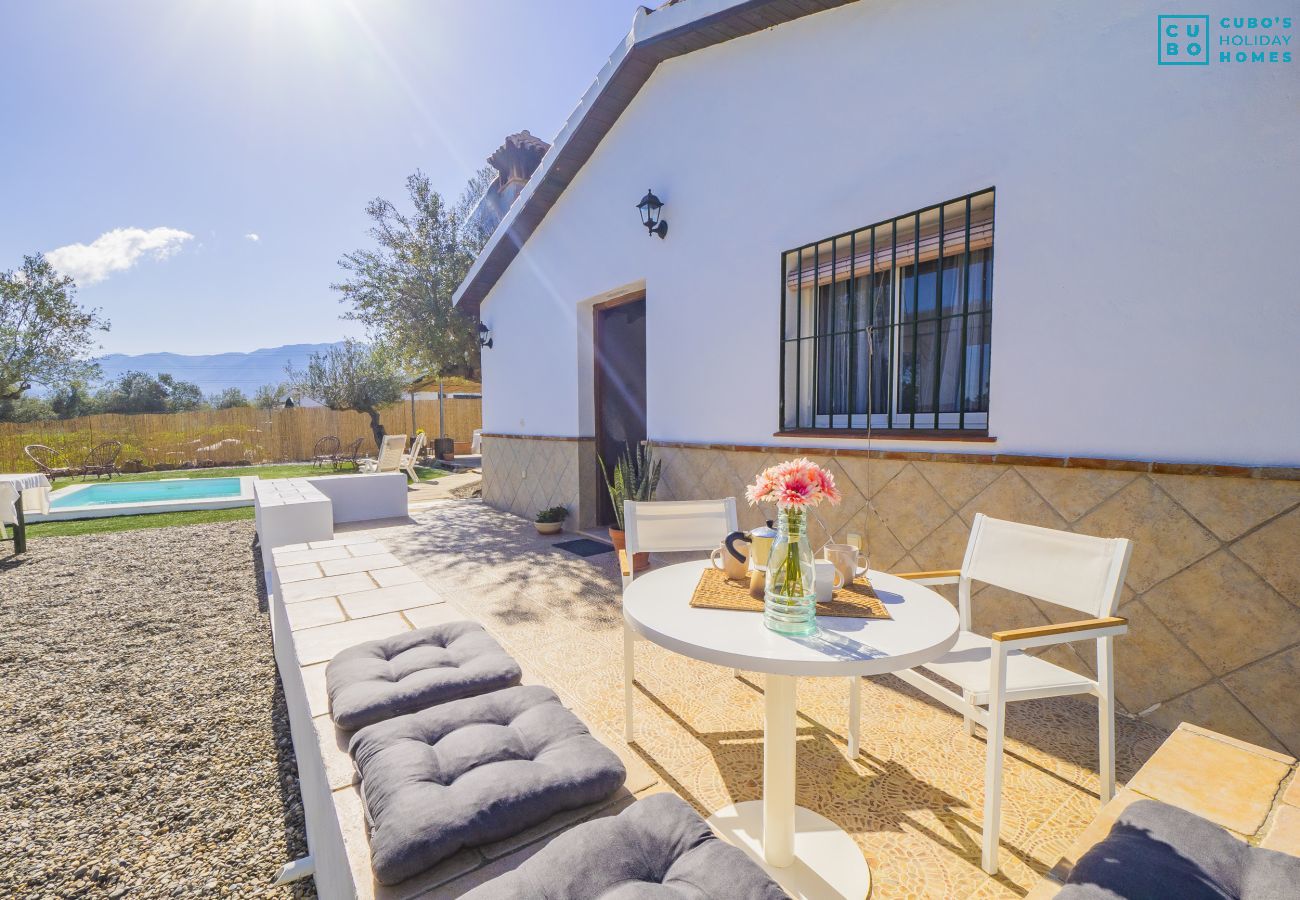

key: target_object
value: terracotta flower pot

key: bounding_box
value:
[608,527,649,571]
[534,521,563,535]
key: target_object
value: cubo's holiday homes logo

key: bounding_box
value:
[1159,15,1210,63]
[1159,14,1294,65]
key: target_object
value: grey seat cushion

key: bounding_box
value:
[326,621,521,730]
[350,684,626,885]
[462,793,789,899]
[1057,799,1300,900]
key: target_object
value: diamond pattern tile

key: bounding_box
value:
[873,464,954,549]
[1143,550,1300,676]
[1075,478,1218,593]
[1230,506,1300,605]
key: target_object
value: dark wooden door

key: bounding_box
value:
[594,296,647,527]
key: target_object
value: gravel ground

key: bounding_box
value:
[0,522,315,899]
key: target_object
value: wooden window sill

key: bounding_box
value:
[774,429,995,443]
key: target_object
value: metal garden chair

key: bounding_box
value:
[333,437,365,471]
[311,435,341,468]
[876,513,1133,874]
[24,444,84,482]
[81,441,123,480]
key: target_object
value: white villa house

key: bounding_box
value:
[453,1,1300,755]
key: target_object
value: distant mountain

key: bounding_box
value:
[90,343,346,398]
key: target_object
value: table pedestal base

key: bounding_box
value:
[707,800,872,899]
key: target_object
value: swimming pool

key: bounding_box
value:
[51,478,245,508]
[38,477,256,520]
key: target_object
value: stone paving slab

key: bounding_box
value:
[337,583,442,618]
[320,552,405,576]
[281,571,378,604]
[1263,804,1300,853]
[1124,723,1294,835]
[275,545,352,567]
[285,597,347,631]
[372,567,423,588]
[278,562,326,583]
[294,613,413,667]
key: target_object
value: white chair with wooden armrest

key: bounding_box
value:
[858,512,1132,875]
[620,498,738,742]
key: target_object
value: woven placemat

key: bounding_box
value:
[689,566,892,619]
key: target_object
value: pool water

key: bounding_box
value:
[50,478,245,509]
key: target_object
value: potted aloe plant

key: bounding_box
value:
[600,444,661,572]
[534,505,568,535]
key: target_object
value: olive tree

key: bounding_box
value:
[332,168,493,380]
[289,341,405,449]
[0,254,109,400]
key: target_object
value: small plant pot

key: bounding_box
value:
[608,527,650,571]
[534,521,563,535]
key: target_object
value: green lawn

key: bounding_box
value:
[22,505,256,539]
[15,462,448,542]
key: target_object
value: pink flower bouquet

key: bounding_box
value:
[745,458,842,509]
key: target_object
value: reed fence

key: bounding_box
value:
[0,399,482,473]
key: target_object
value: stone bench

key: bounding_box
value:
[1027,723,1300,899]
[302,473,409,525]
[267,534,657,900]
[254,473,408,595]
[254,479,333,575]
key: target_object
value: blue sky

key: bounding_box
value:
[0,0,643,355]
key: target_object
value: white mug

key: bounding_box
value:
[823,543,867,587]
[814,560,845,603]
[710,542,749,581]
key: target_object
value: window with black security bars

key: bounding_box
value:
[780,189,994,434]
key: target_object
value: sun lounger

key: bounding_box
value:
[359,434,406,476]
[400,431,426,482]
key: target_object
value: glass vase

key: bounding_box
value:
[763,507,817,635]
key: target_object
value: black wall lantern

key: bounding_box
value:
[636,189,667,239]
[478,321,493,349]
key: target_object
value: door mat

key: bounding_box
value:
[554,538,615,558]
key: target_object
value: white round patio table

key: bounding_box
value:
[623,559,961,899]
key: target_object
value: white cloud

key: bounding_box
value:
[244,233,260,242]
[46,226,193,285]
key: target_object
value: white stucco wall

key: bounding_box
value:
[478,0,1300,466]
